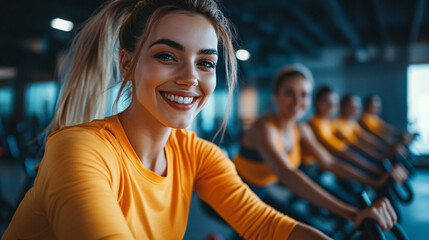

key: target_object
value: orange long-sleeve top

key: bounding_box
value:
[3,115,297,240]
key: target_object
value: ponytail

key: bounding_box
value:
[212,20,237,143]
[50,0,137,132]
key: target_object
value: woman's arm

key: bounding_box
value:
[360,120,395,145]
[381,122,415,145]
[255,122,396,230]
[360,131,411,160]
[380,120,402,137]
[337,149,383,175]
[350,138,386,162]
[38,130,133,240]
[299,124,387,188]
[334,127,386,162]
[311,127,383,176]
[358,130,392,153]
[288,223,331,240]
[193,132,330,240]
[255,122,357,220]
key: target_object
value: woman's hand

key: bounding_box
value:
[389,165,408,183]
[401,132,415,144]
[389,142,402,155]
[354,198,397,232]
[374,165,407,188]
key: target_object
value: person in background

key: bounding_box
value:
[308,87,384,176]
[336,94,409,170]
[360,95,417,156]
[234,65,398,236]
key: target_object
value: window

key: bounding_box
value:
[407,64,429,155]
[0,87,13,116]
[25,81,58,120]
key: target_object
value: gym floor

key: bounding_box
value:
[1,161,428,239]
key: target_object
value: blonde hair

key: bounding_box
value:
[50,0,237,138]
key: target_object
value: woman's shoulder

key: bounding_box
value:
[297,122,314,140]
[239,114,277,147]
[247,114,274,132]
[46,115,120,150]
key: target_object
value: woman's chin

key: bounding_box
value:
[164,119,193,129]
[172,123,191,129]
[281,110,303,120]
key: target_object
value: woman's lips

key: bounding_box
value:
[160,91,199,111]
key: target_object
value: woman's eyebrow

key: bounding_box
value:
[199,49,218,55]
[150,38,218,56]
[150,39,184,50]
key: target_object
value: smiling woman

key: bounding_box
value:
[120,12,219,131]
[2,1,329,240]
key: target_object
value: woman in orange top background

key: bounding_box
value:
[234,65,398,235]
[336,94,403,164]
[308,87,384,176]
[361,95,417,158]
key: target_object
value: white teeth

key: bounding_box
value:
[163,92,194,104]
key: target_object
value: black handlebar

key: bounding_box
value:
[381,160,414,204]
[355,191,410,240]
[390,223,409,240]
[360,219,386,240]
[356,191,386,240]
[392,154,415,175]
[391,180,414,204]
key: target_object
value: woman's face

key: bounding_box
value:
[126,11,218,128]
[316,92,339,118]
[368,97,382,114]
[273,76,312,120]
[343,96,362,119]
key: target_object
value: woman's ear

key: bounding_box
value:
[120,49,133,80]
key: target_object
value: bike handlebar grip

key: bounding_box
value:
[361,219,386,240]
[390,223,410,240]
[392,180,414,204]
[394,154,416,175]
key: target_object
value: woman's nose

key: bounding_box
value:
[176,62,198,87]
[292,96,303,106]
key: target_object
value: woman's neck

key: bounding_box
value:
[119,102,171,174]
[315,112,330,120]
[340,114,352,120]
[273,112,295,131]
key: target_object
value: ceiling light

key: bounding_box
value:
[236,49,250,61]
[50,18,74,32]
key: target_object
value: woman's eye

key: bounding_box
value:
[284,91,294,97]
[198,61,216,69]
[154,53,176,61]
